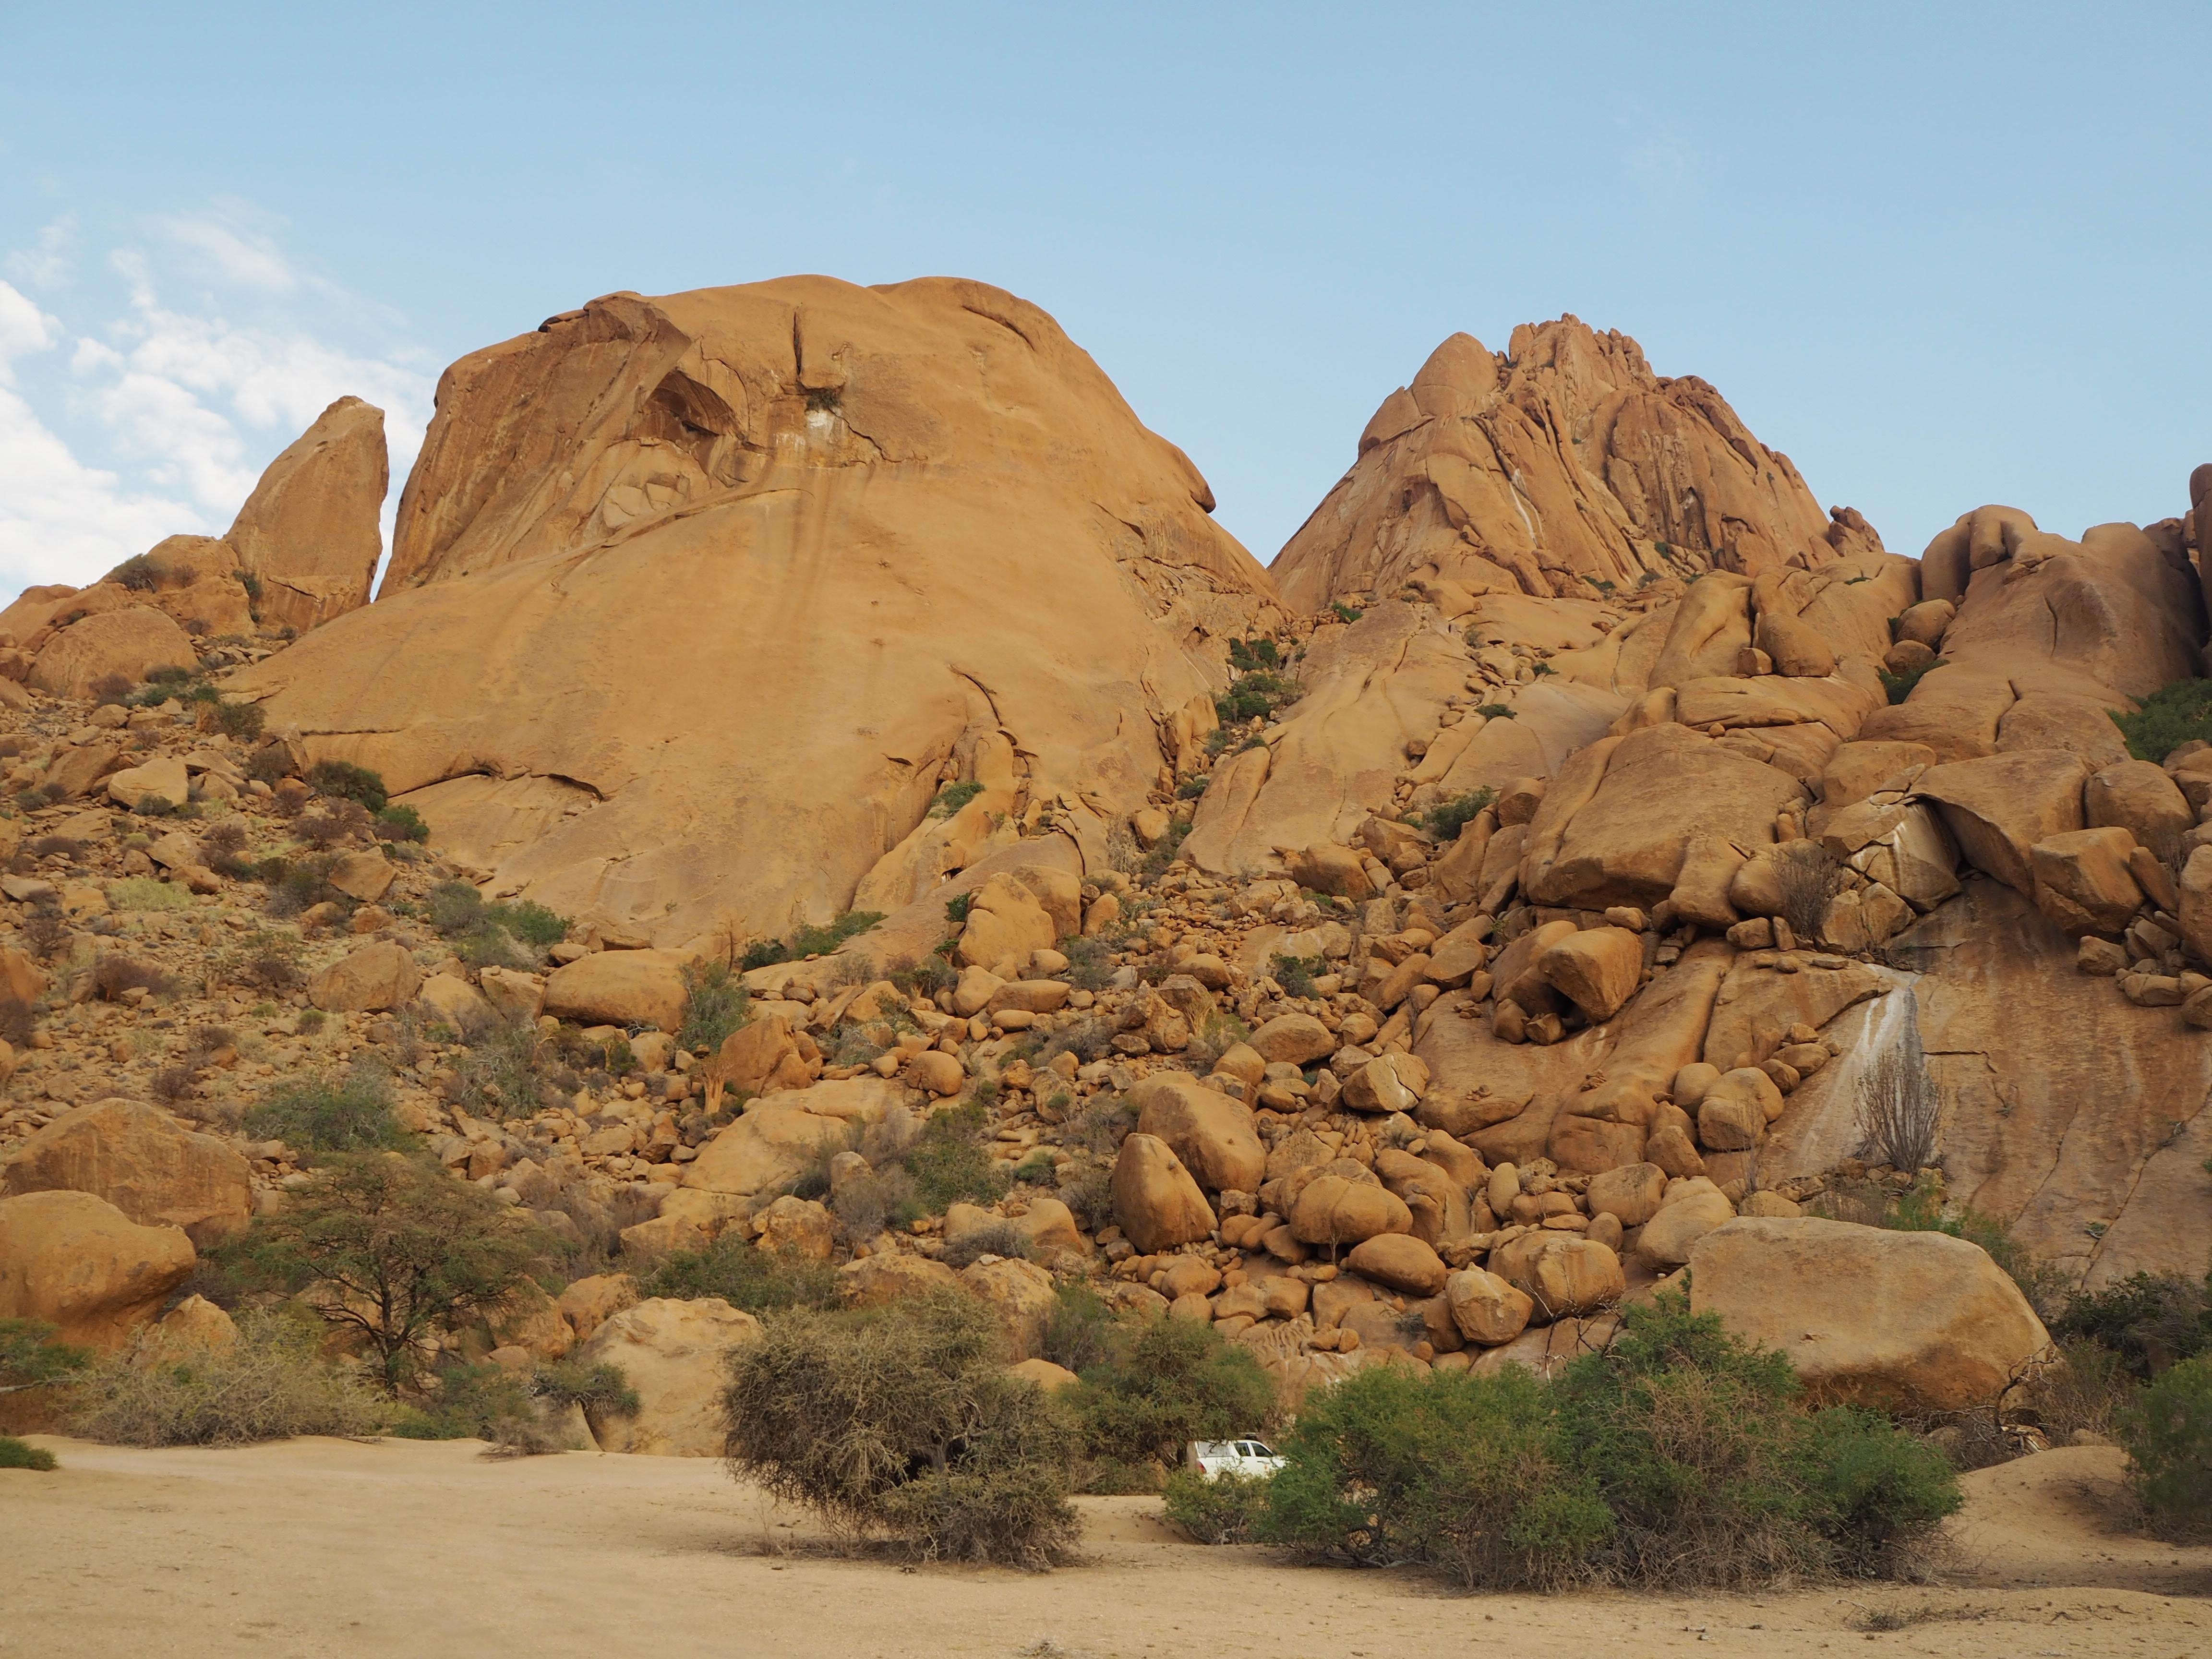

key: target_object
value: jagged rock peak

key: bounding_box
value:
[1274,315,1882,613]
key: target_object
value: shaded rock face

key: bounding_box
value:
[235,277,1275,945]
[1273,317,1883,613]
[225,396,389,634]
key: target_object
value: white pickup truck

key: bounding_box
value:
[1187,1439,1286,1480]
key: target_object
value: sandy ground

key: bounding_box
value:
[2,1438,2206,1658]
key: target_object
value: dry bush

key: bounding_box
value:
[1856,998,1939,1173]
[69,1312,385,1446]
[1774,840,1847,940]
[296,799,373,849]
[92,955,178,1001]
[939,1219,1037,1270]
[0,996,33,1046]
[152,1065,198,1104]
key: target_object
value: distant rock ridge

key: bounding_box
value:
[1272,317,1883,613]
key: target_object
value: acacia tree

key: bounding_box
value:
[244,1154,551,1389]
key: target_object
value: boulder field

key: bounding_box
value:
[4,275,2209,1445]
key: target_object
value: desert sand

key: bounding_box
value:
[2,1439,2204,1659]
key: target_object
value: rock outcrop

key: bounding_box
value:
[223,396,389,634]
[1273,317,1883,612]
[232,278,1276,945]
[0,1097,252,1246]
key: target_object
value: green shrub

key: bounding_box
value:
[422,879,568,968]
[385,1359,539,1443]
[1330,602,1362,624]
[1061,935,1112,993]
[113,553,160,591]
[1162,1466,1270,1542]
[831,1166,921,1240]
[637,1233,838,1315]
[1269,953,1323,998]
[1065,1314,1276,1472]
[1411,787,1495,841]
[1550,1295,1958,1586]
[69,1311,385,1446]
[1259,1294,1960,1589]
[2111,679,2212,763]
[530,1357,638,1416]
[1877,659,1945,706]
[888,953,957,1002]
[243,1063,406,1155]
[1214,670,1301,725]
[722,1292,1079,1568]
[232,1154,553,1389]
[903,1100,1009,1214]
[1258,1361,1610,1586]
[743,909,886,970]
[2055,1272,2212,1379]
[940,1219,1036,1270]
[1226,637,1281,673]
[1801,1407,1968,1575]
[927,781,985,818]
[1039,1284,1120,1375]
[446,1020,569,1118]
[305,759,388,814]
[373,804,430,843]
[0,1434,57,1470]
[2118,1354,2212,1533]
[678,959,750,1052]
[0,1317,90,1395]
[213,698,266,741]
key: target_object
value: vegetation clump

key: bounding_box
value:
[1258,1295,1958,1589]
[1063,1314,1275,1480]
[902,1099,1009,1214]
[638,1234,839,1315]
[741,909,885,971]
[926,780,984,818]
[304,759,390,814]
[678,959,750,1052]
[723,1292,1080,1568]
[423,879,569,968]
[228,1154,553,1389]
[243,1062,407,1155]
[2117,1354,2212,1535]
[1411,785,1495,841]
[68,1311,385,1447]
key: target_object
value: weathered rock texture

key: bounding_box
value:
[233,278,1275,945]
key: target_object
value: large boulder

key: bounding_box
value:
[1487,1232,1624,1323]
[0,1098,252,1246]
[1289,1174,1413,1245]
[1249,1011,1337,1066]
[1520,724,1806,912]
[1444,1266,1534,1346]
[104,756,191,811]
[1635,1180,1740,1267]
[1688,1217,2051,1411]
[1345,1232,1447,1295]
[1912,750,2088,896]
[222,395,389,633]
[837,1252,962,1307]
[0,1189,195,1349]
[542,949,690,1031]
[959,1256,1058,1359]
[955,874,1058,971]
[682,1100,854,1197]
[1537,926,1644,1022]
[308,939,422,1014]
[574,1296,760,1455]
[1129,1072,1265,1194]
[29,606,195,699]
[2085,760,2193,861]
[1109,1134,1215,1252]
[2028,827,2145,936]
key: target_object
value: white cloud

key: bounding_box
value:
[0,218,434,604]
[153,209,302,294]
[3,216,75,291]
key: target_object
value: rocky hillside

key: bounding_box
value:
[1,285,2206,1452]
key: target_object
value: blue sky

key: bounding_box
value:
[2,3,2207,601]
